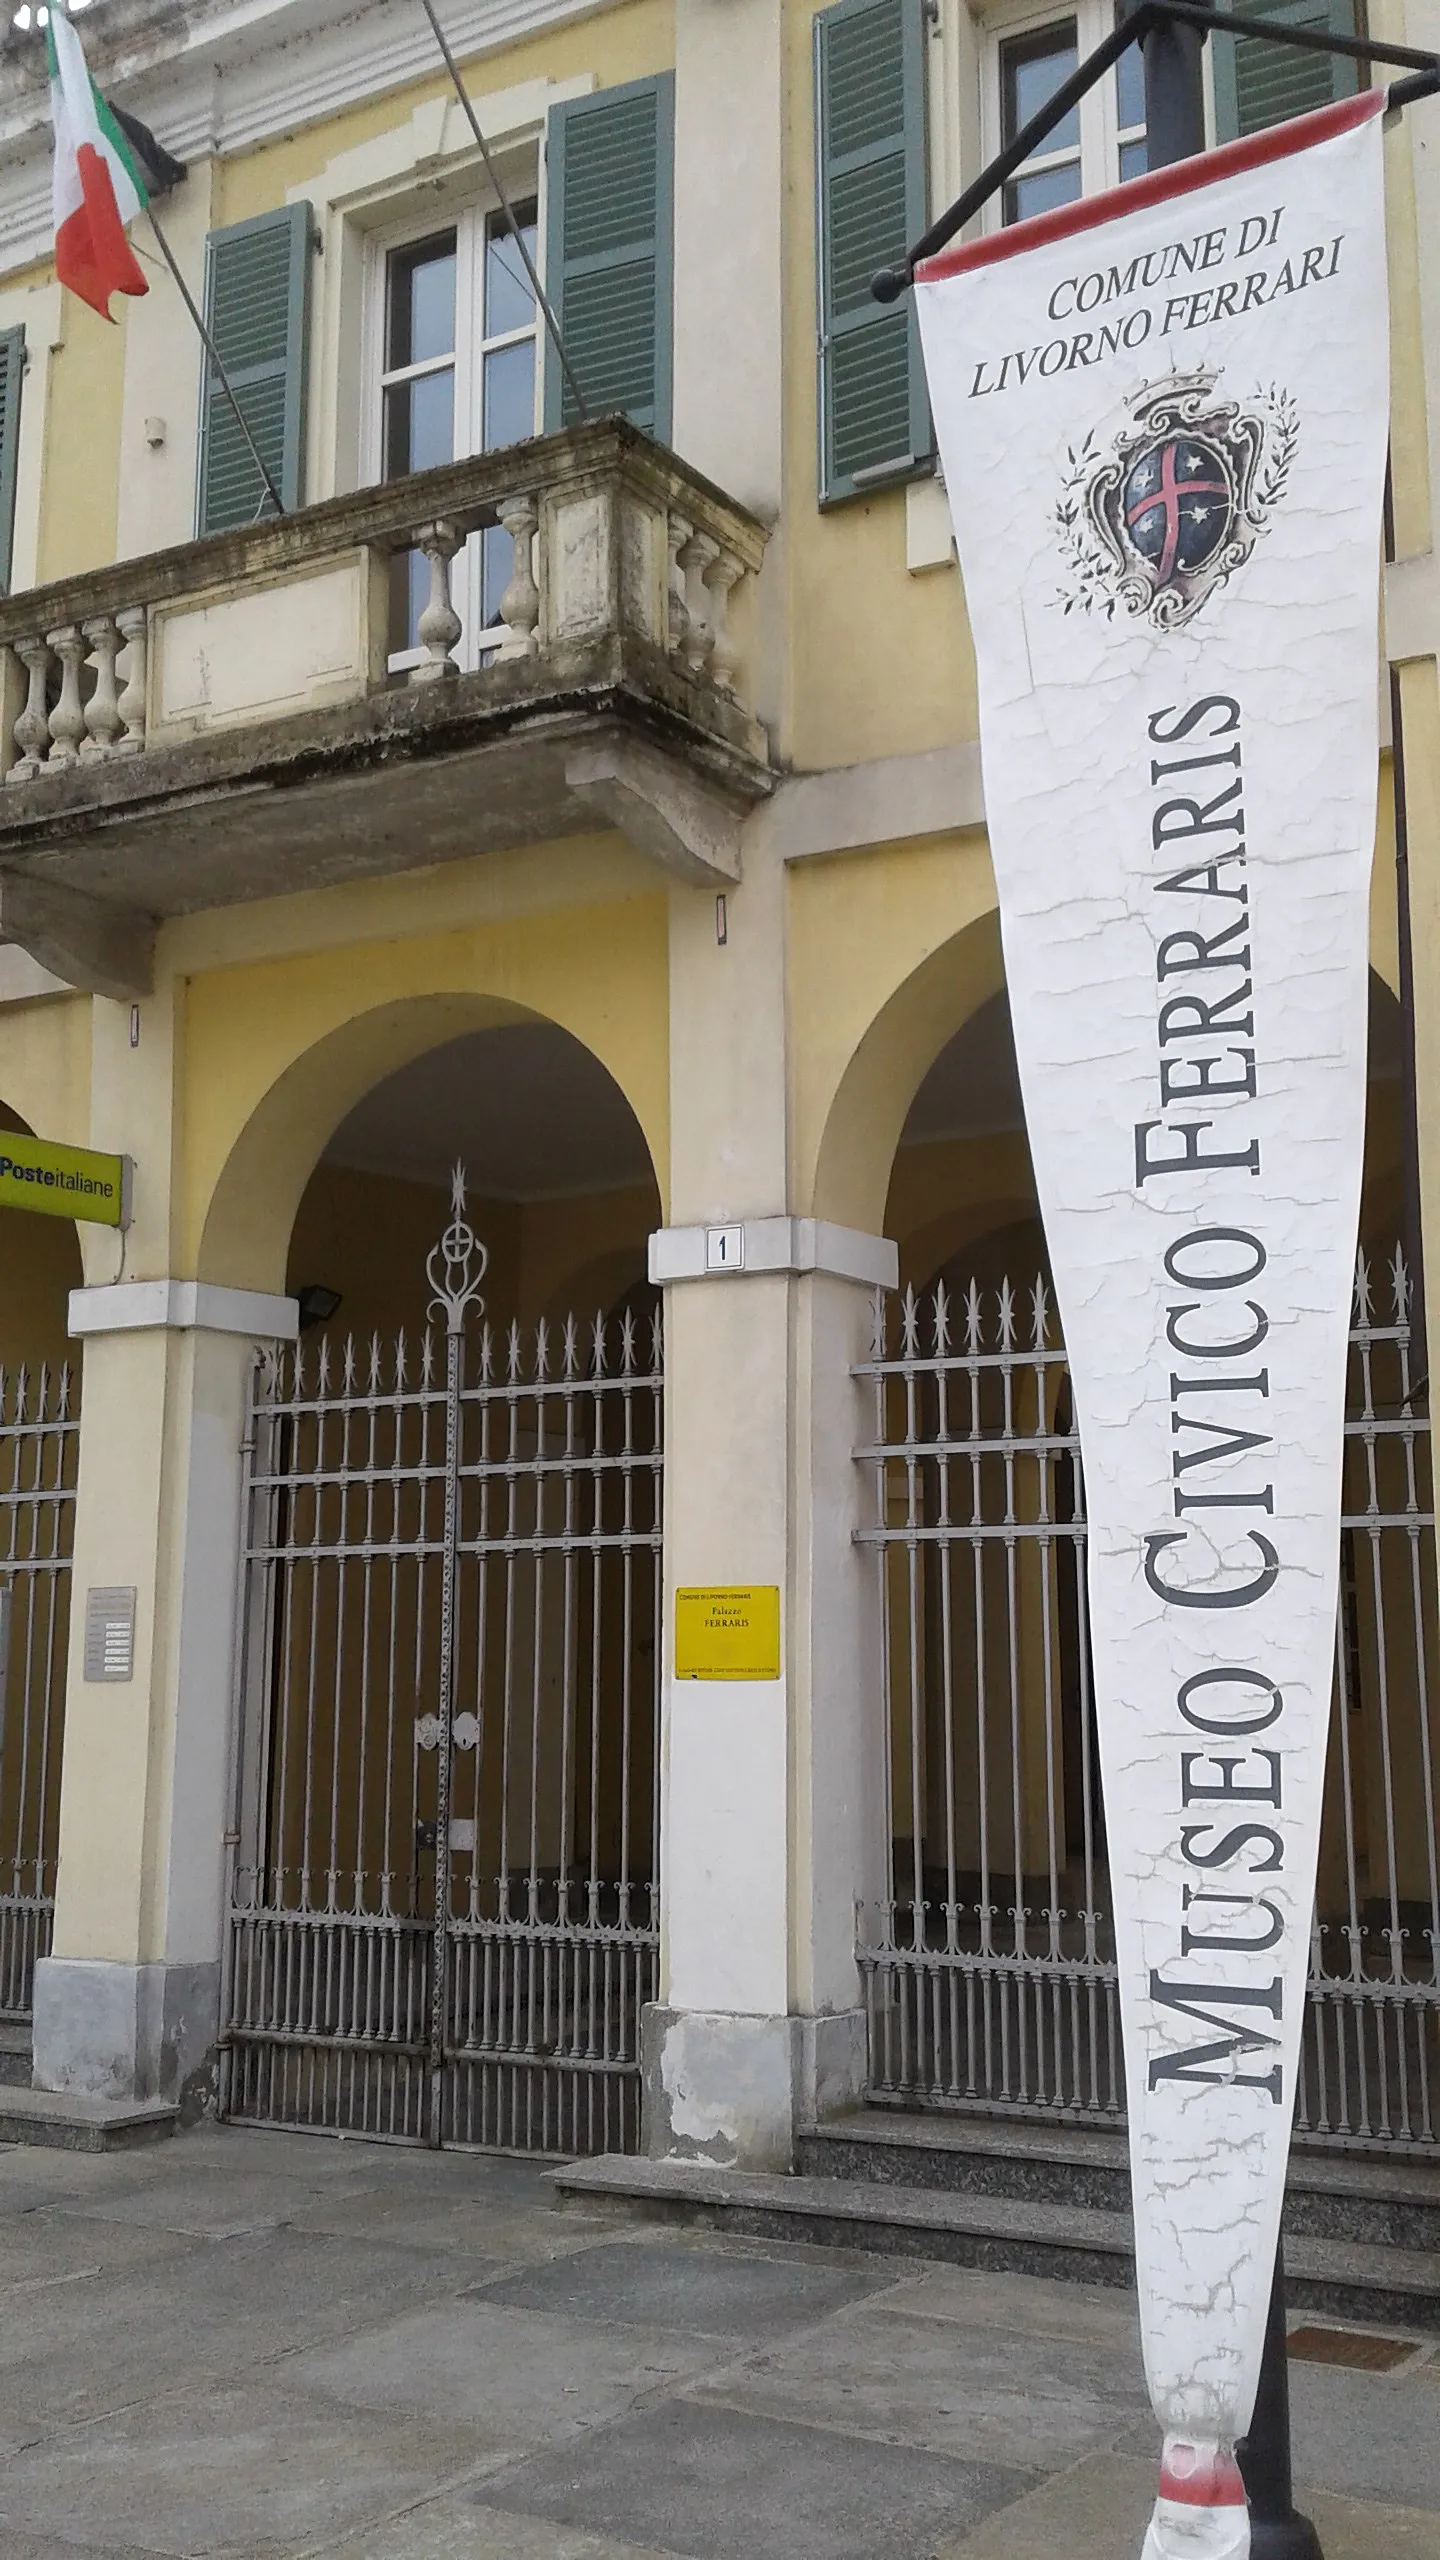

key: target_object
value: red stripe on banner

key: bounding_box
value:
[916,90,1384,283]
[55,141,148,322]
[1159,2445,1249,2508]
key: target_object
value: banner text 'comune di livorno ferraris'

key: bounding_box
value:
[916,91,1389,2560]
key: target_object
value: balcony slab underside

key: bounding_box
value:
[0,641,769,918]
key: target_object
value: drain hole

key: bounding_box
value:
[1288,2323,1419,2372]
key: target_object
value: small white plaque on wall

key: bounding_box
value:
[83,1586,136,1683]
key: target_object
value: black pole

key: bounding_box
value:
[1237,2244,1323,2560]
[1132,0,1206,168]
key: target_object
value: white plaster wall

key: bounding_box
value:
[115,166,215,563]
[665,1681,789,2015]
[157,1326,254,1966]
[667,853,787,1227]
[671,0,783,517]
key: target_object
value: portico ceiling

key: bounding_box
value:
[322,1023,656,1204]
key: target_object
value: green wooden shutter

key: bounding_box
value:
[815,0,930,506]
[1212,0,1358,142]
[196,203,312,536]
[544,74,674,441]
[0,327,24,596]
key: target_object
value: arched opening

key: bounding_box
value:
[0,1102,83,2027]
[222,1020,664,2156]
[859,973,1439,2145]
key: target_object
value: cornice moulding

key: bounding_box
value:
[0,0,608,273]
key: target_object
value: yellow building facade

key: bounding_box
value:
[0,0,1431,2163]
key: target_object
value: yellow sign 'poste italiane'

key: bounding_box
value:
[0,1132,131,1229]
[674,1586,781,1681]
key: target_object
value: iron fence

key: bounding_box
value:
[220,1172,662,2153]
[855,1246,1440,2150]
[0,1361,77,2022]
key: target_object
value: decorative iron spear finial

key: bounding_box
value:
[426,1162,488,1337]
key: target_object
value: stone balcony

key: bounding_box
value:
[0,419,772,998]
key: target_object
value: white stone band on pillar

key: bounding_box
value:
[648,1218,897,1290]
[68,1280,300,1340]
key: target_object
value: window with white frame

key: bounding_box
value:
[370,197,539,667]
[987,1,1148,227]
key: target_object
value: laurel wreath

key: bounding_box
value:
[1254,386,1299,515]
[1054,427,1116,619]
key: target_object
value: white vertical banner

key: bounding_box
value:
[916,93,1390,2560]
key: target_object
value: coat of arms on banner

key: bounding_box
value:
[1055,370,1299,627]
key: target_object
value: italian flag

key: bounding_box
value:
[48,10,148,321]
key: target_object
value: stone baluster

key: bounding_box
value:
[46,625,89,766]
[81,615,123,758]
[114,607,148,754]
[666,513,692,659]
[495,495,540,661]
[702,549,744,697]
[7,637,52,783]
[678,529,718,678]
[410,520,463,683]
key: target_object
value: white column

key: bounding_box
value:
[647,1222,894,2168]
[648,838,894,2168]
[31,1282,296,2106]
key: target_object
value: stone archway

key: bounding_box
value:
[217,1008,666,2156]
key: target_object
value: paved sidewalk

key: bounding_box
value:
[0,2125,1436,2559]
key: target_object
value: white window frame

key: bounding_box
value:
[933,0,1214,239]
[360,185,542,674]
[980,0,1136,227]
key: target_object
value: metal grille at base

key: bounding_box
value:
[1286,2325,1421,2370]
[219,1172,662,2155]
[854,1245,1440,2152]
[0,1363,76,2024]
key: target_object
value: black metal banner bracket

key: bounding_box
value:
[872,0,1440,302]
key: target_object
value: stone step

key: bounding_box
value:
[548,2154,1440,2332]
[0,2084,177,2154]
[0,2024,32,2090]
[794,2110,1440,2252]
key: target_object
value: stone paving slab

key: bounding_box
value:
[932,2453,1440,2560]
[472,2235,893,2340]
[289,2293,721,2456]
[312,2502,677,2559]
[59,2161,383,2240]
[0,2225,487,2438]
[0,2206,201,2291]
[876,2261,1144,2345]
[287,2185,615,2265]
[0,2536,166,2560]
[470,2399,1037,2560]
[687,2298,1150,2470]
[0,2376,491,2558]
[1289,2358,1440,2509]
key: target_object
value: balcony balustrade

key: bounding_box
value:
[0,419,772,997]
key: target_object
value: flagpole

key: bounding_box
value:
[415,0,590,425]
[145,204,287,520]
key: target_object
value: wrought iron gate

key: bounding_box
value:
[219,1174,663,2153]
[856,1247,1440,2151]
[0,1361,77,2022]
